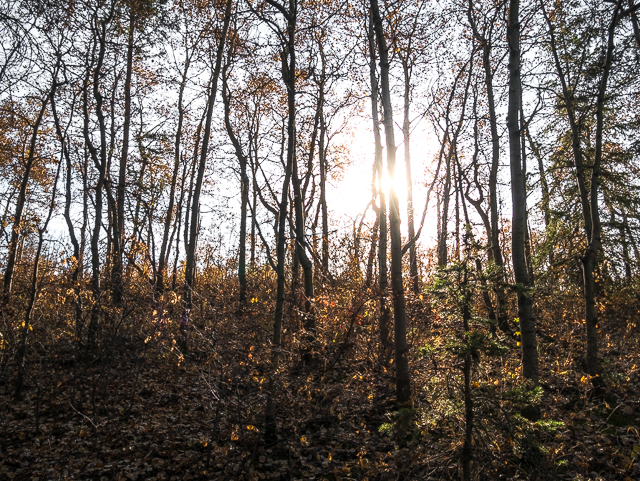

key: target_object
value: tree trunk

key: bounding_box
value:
[371,0,411,404]
[222,65,249,308]
[112,8,135,306]
[507,0,538,382]
[319,109,330,275]
[367,10,391,354]
[467,2,510,334]
[438,146,452,267]
[583,1,623,387]
[158,47,192,295]
[2,91,50,307]
[286,58,314,333]
[83,16,112,351]
[183,0,233,338]
[52,81,84,352]
[542,0,625,389]
[401,58,419,294]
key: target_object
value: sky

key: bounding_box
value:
[327,115,440,250]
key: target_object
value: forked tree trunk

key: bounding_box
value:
[367,11,391,354]
[222,63,249,308]
[52,81,84,352]
[183,0,233,343]
[371,0,411,404]
[158,42,193,295]
[263,0,299,442]
[542,0,625,389]
[438,146,452,267]
[467,1,510,334]
[583,0,623,387]
[83,13,113,351]
[15,149,62,400]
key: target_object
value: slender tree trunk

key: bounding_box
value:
[628,0,640,48]
[319,110,329,275]
[222,66,249,307]
[158,51,191,295]
[52,84,84,351]
[401,59,418,293]
[461,269,473,481]
[461,178,474,481]
[250,176,257,269]
[263,0,298,441]
[371,0,411,404]
[519,104,535,283]
[365,216,379,288]
[183,0,233,339]
[112,9,135,306]
[284,29,315,333]
[468,2,510,333]
[543,0,624,388]
[367,11,391,354]
[438,146,452,267]
[527,130,553,266]
[171,156,190,291]
[508,0,538,382]
[621,213,632,279]
[83,16,112,351]
[2,91,50,307]
[583,1,623,387]
[0,187,17,246]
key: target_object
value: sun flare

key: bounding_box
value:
[327,123,439,245]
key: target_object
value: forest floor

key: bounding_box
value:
[1,289,639,481]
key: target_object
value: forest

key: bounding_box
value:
[1,0,639,479]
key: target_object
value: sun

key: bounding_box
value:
[327,127,410,218]
[326,120,440,246]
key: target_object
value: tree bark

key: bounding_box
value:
[15,145,62,400]
[222,64,249,307]
[401,58,418,294]
[183,0,233,334]
[467,1,510,334]
[2,90,50,307]
[367,10,391,354]
[158,43,192,295]
[542,0,626,388]
[83,12,113,350]
[112,6,135,306]
[371,0,411,404]
[507,0,538,382]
